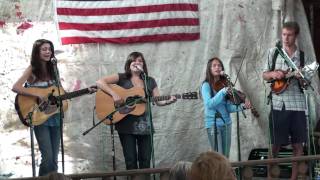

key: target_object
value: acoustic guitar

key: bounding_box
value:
[95,84,198,124]
[15,86,93,127]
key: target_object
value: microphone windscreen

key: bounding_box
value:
[276,40,282,48]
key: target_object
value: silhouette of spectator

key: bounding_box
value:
[169,161,192,180]
[190,151,236,180]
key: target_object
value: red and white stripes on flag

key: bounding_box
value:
[55,0,200,45]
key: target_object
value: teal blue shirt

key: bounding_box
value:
[201,82,243,128]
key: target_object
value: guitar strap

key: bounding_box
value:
[271,49,305,92]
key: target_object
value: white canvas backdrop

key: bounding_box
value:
[0,0,319,178]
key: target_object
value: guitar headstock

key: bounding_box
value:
[182,92,198,99]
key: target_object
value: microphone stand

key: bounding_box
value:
[213,111,225,153]
[27,112,36,177]
[82,109,118,180]
[83,96,146,135]
[235,110,242,180]
[266,91,276,179]
[223,60,246,179]
[82,110,117,135]
[228,89,245,180]
[213,113,218,152]
[52,59,65,173]
[140,70,156,180]
[302,84,319,179]
[83,97,145,180]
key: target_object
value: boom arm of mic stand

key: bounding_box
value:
[82,109,117,136]
[83,97,145,135]
[51,62,66,173]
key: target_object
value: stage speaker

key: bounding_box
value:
[248,148,294,178]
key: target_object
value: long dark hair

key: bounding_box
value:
[204,57,225,87]
[124,52,148,78]
[30,39,55,81]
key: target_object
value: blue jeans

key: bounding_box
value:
[34,124,61,176]
[118,134,152,170]
[207,123,232,157]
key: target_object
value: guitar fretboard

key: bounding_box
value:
[59,88,90,100]
[152,94,181,102]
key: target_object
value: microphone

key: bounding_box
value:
[220,71,229,78]
[275,39,282,48]
[51,57,60,86]
[135,65,144,72]
[51,57,57,65]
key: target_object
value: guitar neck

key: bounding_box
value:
[152,94,181,102]
[59,88,90,100]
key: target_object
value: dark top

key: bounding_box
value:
[115,73,157,134]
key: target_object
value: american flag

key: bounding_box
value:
[55,0,200,45]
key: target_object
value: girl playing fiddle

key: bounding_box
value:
[201,57,251,157]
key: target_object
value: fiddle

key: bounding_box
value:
[213,74,259,118]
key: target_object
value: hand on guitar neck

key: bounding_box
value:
[88,85,98,94]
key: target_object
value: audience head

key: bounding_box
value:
[190,151,236,180]
[169,161,192,180]
[39,172,71,180]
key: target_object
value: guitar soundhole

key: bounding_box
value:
[48,94,58,105]
[38,96,58,114]
[118,106,136,115]
[126,96,144,105]
[116,96,142,115]
[38,101,49,111]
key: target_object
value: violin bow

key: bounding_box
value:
[233,47,248,85]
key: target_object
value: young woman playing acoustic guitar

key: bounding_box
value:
[96,51,176,180]
[12,39,95,176]
[12,39,62,176]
